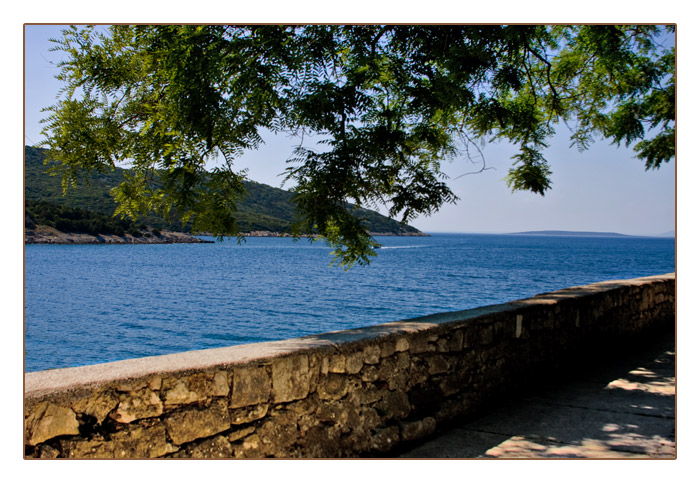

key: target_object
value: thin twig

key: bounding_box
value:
[450,132,496,180]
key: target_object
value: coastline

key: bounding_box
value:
[25,226,429,245]
[240,230,429,238]
[24,225,212,245]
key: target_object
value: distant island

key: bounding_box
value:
[510,230,641,238]
[24,146,426,244]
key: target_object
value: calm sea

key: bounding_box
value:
[24,233,675,372]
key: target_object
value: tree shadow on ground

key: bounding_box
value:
[399,330,676,458]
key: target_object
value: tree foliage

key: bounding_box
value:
[40,24,675,266]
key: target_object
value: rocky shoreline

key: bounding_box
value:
[25,226,429,245]
[25,225,212,245]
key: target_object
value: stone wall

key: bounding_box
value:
[24,273,675,458]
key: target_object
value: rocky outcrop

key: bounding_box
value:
[25,225,212,244]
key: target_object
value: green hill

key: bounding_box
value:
[24,146,424,236]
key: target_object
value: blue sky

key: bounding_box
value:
[24,24,676,236]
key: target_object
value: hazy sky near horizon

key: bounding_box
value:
[24,24,676,236]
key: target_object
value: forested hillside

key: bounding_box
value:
[24,146,423,236]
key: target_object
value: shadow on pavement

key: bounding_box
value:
[400,330,676,458]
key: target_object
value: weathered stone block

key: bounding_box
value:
[348,384,383,405]
[361,365,379,382]
[376,357,395,381]
[479,324,495,345]
[439,370,470,397]
[299,406,330,434]
[61,423,178,458]
[380,340,396,358]
[230,403,269,425]
[359,407,382,431]
[233,434,267,458]
[425,354,450,375]
[38,444,61,458]
[316,400,344,424]
[516,314,524,337]
[267,405,301,429]
[60,438,106,458]
[319,355,329,375]
[317,373,349,400]
[162,380,200,407]
[493,320,509,339]
[376,356,410,391]
[276,396,319,419]
[446,328,466,348]
[25,402,80,446]
[308,353,322,394]
[396,337,410,352]
[345,351,364,374]
[71,389,120,423]
[172,434,232,458]
[301,425,336,457]
[162,372,229,409]
[271,355,311,403]
[405,358,429,388]
[165,399,231,445]
[148,375,163,390]
[363,344,381,364]
[230,365,270,408]
[114,379,148,392]
[316,400,361,434]
[396,350,411,370]
[228,425,255,442]
[377,390,411,421]
[212,371,230,396]
[258,417,299,451]
[447,330,464,351]
[110,387,163,424]
[408,335,434,354]
[370,425,400,453]
[328,354,346,373]
[462,326,476,348]
[109,422,179,458]
[400,416,436,442]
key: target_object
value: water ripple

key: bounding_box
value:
[24,234,675,371]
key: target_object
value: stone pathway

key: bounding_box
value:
[400,331,676,458]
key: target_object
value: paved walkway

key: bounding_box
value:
[400,331,676,458]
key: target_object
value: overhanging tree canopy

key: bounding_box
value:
[40,24,675,266]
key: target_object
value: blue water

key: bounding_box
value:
[24,233,675,372]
